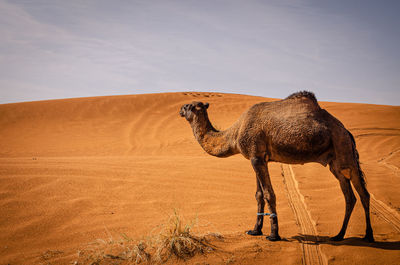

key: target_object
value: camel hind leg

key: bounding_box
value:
[349,168,374,242]
[330,161,374,242]
[329,163,357,241]
[329,125,374,241]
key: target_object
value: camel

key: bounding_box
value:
[179,91,374,242]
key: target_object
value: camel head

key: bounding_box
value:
[179,101,209,122]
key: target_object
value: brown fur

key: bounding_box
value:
[180,91,374,242]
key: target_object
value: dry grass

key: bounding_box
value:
[74,210,219,264]
[75,236,150,264]
[153,209,214,263]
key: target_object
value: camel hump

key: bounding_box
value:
[286,91,318,104]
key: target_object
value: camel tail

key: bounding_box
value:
[348,130,367,186]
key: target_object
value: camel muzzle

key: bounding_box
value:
[179,109,185,117]
[180,104,190,117]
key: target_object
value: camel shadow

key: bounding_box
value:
[290,234,400,250]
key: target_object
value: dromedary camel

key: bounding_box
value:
[179,91,374,242]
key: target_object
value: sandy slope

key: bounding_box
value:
[0,92,399,264]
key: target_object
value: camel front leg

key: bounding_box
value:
[246,180,265,235]
[249,156,281,241]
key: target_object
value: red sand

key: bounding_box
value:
[0,92,399,264]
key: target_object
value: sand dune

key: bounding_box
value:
[0,92,399,264]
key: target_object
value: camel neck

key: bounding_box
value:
[190,113,239,158]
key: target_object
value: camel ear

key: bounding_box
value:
[204,102,209,109]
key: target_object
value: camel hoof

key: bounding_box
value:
[330,234,344,241]
[266,234,281,241]
[246,230,263,236]
[363,234,375,243]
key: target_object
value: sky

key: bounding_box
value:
[0,0,399,105]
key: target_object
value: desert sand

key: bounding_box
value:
[0,92,399,264]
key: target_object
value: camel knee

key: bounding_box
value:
[255,191,264,202]
[264,190,276,205]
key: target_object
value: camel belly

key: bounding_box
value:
[267,116,333,165]
[268,147,333,166]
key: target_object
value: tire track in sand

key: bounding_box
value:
[281,164,327,265]
[373,149,400,231]
[377,149,400,177]
[370,194,400,232]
